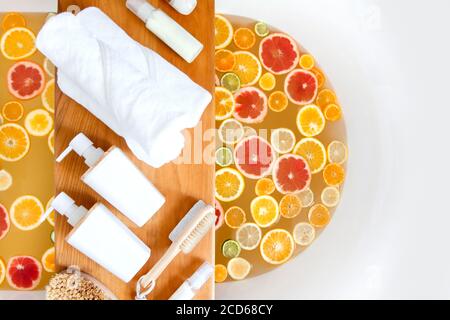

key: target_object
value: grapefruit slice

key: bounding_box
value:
[285,69,318,105]
[6,256,42,290]
[0,204,10,240]
[234,87,268,124]
[234,136,275,179]
[259,33,299,75]
[214,199,224,230]
[272,154,311,194]
[7,61,45,100]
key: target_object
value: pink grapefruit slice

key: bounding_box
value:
[234,136,275,179]
[0,203,10,240]
[215,199,224,230]
[234,86,268,124]
[285,69,318,105]
[6,256,42,290]
[7,61,45,100]
[259,33,299,75]
[272,154,311,194]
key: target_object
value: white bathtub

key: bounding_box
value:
[216,0,450,299]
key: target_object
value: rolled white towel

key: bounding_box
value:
[36,8,211,168]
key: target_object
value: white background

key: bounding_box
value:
[216,0,450,299]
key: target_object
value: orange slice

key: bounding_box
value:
[258,72,276,91]
[323,163,345,186]
[2,13,26,32]
[0,169,13,191]
[215,15,233,49]
[42,79,55,113]
[308,204,331,228]
[227,257,251,280]
[255,178,275,196]
[293,222,316,246]
[232,51,262,86]
[215,168,245,202]
[41,247,56,273]
[279,194,302,218]
[324,103,342,121]
[48,130,55,154]
[215,49,235,72]
[250,195,279,228]
[293,137,327,174]
[0,27,36,60]
[299,54,315,70]
[311,67,326,88]
[271,128,295,154]
[260,229,294,265]
[215,87,235,120]
[296,105,325,137]
[327,140,348,164]
[321,186,340,207]
[224,206,246,228]
[268,91,289,112]
[234,27,256,50]
[10,195,44,231]
[0,123,30,161]
[46,197,55,226]
[0,258,5,285]
[215,264,228,283]
[2,101,24,121]
[218,118,244,144]
[24,109,53,136]
[316,88,337,110]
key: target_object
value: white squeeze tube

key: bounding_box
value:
[57,133,165,227]
[41,192,151,283]
[169,262,213,300]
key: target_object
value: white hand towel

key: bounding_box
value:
[36,9,211,168]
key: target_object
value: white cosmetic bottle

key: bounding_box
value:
[165,0,197,15]
[169,262,213,300]
[44,192,151,283]
[57,133,165,227]
[126,0,203,63]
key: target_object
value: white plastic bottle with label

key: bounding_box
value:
[169,262,213,300]
[57,133,165,227]
[44,193,151,283]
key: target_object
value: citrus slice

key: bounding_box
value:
[7,61,45,100]
[215,15,233,49]
[215,74,220,86]
[2,101,24,121]
[215,146,233,167]
[215,49,235,72]
[0,204,10,240]
[215,199,224,230]
[222,239,241,258]
[254,21,269,37]
[1,27,36,60]
[218,118,244,144]
[2,13,26,31]
[224,206,246,228]
[10,195,44,231]
[258,72,276,91]
[296,104,325,137]
[6,256,42,290]
[233,86,268,124]
[323,163,345,186]
[43,57,55,78]
[0,114,3,125]
[259,33,299,75]
[215,168,245,202]
[0,169,13,191]
[316,88,337,110]
[250,195,279,228]
[272,154,311,194]
[293,222,316,246]
[41,247,56,273]
[236,223,262,250]
[297,187,314,207]
[311,67,326,88]
[46,197,55,227]
[327,140,348,164]
[50,231,55,243]
[41,79,55,113]
[25,109,53,136]
[215,87,235,121]
[48,130,55,154]
[260,229,294,265]
[0,123,30,161]
[321,186,340,207]
[299,54,315,70]
[232,51,262,86]
[271,128,296,154]
[234,136,275,179]
[234,27,256,50]
[308,204,331,228]
[255,177,275,196]
[215,264,228,283]
[242,126,257,138]
[324,103,342,121]
[279,194,302,218]
[285,69,318,105]
[0,258,5,285]
[268,91,289,112]
[220,72,241,92]
[227,257,251,280]
[293,138,327,174]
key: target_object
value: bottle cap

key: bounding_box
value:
[57,133,105,167]
[188,262,213,291]
[126,0,156,23]
[169,0,197,15]
[40,192,88,227]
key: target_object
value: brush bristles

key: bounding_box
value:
[181,210,215,254]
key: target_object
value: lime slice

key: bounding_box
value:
[221,72,241,92]
[222,239,241,258]
[293,222,316,246]
[236,223,262,250]
[254,21,269,37]
[215,147,233,167]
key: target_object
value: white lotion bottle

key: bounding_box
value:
[126,0,203,63]
[165,0,197,15]
[44,193,151,283]
[169,262,213,300]
[57,133,165,227]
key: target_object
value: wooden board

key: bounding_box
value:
[55,0,214,300]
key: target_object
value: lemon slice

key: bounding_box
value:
[296,104,325,137]
[25,109,53,136]
[0,169,13,191]
[218,118,244,144]
[271,128,296,154]
[327,140,348,164]
[227,257,251,280]
[293,222,316,246]
[250,195,279,228]
[321,186,340,207]
[297,188,314,207]
[236,223,262,250]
